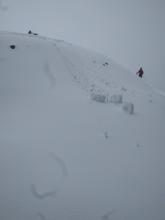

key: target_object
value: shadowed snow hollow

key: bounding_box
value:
[0,31,165,220]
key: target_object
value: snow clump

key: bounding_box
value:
[122,102,134,115]
[109,94,123,104]
[91,93,108,103]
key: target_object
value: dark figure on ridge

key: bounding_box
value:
[28,30,38,35]
[136,67,144,78]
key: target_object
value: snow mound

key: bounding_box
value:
[91,93,108,103]
[122,102,134,114]
[109,94,123,104]
[90,93,123,105]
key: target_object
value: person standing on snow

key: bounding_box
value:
[28,30,38,35]
[136,67,144,78]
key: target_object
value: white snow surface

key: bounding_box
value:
[0,31,165,220]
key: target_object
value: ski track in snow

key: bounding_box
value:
[101,209,117,220]
[53,43,139,115]
[145,81,165,99]
[56,44,120,105]
[43,63,56,88]
[30,184,57,200]
[49,152,68,177]
[54,43,90,91]
[154,88,165,98]
[37,213,46,220]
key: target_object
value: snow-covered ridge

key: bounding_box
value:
[0,31,159,103]
[0,31,165,220]
[1,31,164,116]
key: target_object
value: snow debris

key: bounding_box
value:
[90,84,96,92]
[101,209,116,220]
[104,81,110,86]
[91,93,123,105]
[91,93,108,103]
[102,62,109,67]
[121,86,127,92]
[104,131,109,139]
[136,143,143,148]
[109,94,123,104]
[38,213,46,220]
[122,102,134,115]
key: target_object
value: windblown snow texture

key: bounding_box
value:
[0,31,165,220]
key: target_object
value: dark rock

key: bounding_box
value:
[28,30,38,35]
[10,45,16,49]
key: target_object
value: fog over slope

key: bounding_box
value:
[0,32,165,220]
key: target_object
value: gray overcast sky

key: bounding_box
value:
[0,0,165,90]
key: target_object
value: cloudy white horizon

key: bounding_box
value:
[0,0,165,91]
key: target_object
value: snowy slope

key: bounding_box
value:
[0,31,165,220]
